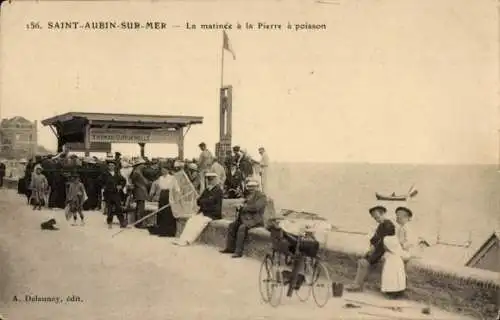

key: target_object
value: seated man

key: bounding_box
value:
[173,172,223,246]
[220,180,266,258]
[345,205,396,292]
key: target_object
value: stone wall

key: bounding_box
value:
[175,217,499,320]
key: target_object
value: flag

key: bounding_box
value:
[222,31,236,60]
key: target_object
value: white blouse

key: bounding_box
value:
[157,175,179,190]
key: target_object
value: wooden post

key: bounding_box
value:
[57,136,63,153]
[84,122,91,157]
[139,143,145,158]
[177,128,184,160]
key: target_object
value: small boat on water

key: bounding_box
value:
[375,186,418,201]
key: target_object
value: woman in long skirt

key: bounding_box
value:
[148,163,180,237]
[381,236,411,299]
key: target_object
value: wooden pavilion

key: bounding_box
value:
[41,112,203,158]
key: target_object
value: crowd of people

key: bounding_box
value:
[3,143,423,299]
[5,142,270,245]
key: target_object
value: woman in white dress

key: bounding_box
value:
[148,163,180,237]
[381,235,411,299]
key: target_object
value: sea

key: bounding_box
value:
[264,162,500,250]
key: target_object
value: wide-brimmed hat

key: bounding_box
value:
[188,163,198,170]
[369,205,387,214]
[83,157,96,164]
[205,172,218,178]
[132,158,146,166]
[19,158,27,164]
[246,180,259,187]
[395,206,413,218]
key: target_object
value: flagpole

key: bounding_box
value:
[220,32,225,88]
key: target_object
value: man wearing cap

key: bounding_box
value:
[174,172,223,246]
[220,179,267,258]
[346,205,396,292]
[129,158,150,228]
[198,142,214,193]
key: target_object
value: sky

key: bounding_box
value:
[0,0,498,163]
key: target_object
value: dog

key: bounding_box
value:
[40,218,59,231]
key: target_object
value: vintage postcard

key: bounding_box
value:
[0,0,498,319]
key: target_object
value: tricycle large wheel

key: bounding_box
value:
[296,258,313,302]
[258,254,283,307]
[311,260,332,308]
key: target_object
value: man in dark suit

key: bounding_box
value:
[101,160,127,229]
[220,180,267,258]
[346,205,396,292]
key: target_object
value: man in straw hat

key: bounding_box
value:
[220,179,267,258]
[129,157,150,228]
[346,205,396,292]
[174,172,223,246]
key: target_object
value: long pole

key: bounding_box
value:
[220,32,225,88]
[111,190,196,238]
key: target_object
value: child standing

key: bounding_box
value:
[29,164,49,210]
[66,173,87,225]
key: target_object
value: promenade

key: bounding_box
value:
[0,189,473,320]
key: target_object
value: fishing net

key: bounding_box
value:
[170,170,199,218]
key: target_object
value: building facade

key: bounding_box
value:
[0,116,38,159]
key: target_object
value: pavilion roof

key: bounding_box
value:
[41,112,203,128]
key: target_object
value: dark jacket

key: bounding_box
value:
[130,165,150,201]
[101,170,126,203]
[197,185,223,220]
[365,219,395,265]
[238,190,267,228]
[0,163,5,176]
[239,156,254,177]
